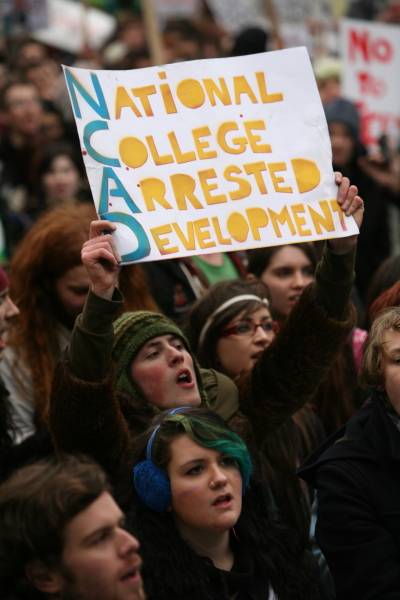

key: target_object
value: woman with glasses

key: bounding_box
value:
[185,278,275,379]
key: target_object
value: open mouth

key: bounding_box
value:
[212,493,233,507]
[120,566,142,584]
[176,369,193,386]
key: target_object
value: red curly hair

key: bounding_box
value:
[7,203,158,429]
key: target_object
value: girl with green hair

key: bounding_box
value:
[131,406,319,599]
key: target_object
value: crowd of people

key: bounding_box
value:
[0,1,400,599]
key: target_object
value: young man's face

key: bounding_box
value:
[130,334,202,409]
[4,83,43,138]
[58,491,145,600]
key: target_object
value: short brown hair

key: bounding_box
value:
[0,455,108,596]
[360,307,400,389]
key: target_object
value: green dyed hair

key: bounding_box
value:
[148,407,252,490]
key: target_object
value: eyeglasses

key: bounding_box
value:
[221,320,277,338]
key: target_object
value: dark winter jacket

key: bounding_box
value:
[299,394,400,599]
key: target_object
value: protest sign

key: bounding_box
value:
[64,47,358,264]
[207,0,268,34]
[154,0,201,23]
[1,0,48,36]
[340,18,400,149]
[32,0,116,54]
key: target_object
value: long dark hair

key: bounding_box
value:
[131,474,319,599]
[129,408,319,599]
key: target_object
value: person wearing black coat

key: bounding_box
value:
[299,306,400,599]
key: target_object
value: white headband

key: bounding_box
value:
[198,294,270,347]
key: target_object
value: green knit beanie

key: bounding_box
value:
[112,311,207,405]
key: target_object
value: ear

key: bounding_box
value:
[25,560,63,595]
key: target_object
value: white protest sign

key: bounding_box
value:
[154,0,201,23]
[340,18,400,148]
[206,0,268,34]
[64,47,358,264]
[32,0,116,54]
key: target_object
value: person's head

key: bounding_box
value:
[247,243,317,321]
[25,59,60,95]
[133,407,251,541]
[41,107,68,143]
[314,56,342,105]
[0,266,19,357]
[365,255,400,327]
[186,279,274,378]
[15,39,48,71]
[368,281,400,326]
[361,307,400,413]
[8,203,96,423]
[32,143,84,205]
[0,455,145,600]
[0,80,43,139]
[324,97,361,168]
[112,311,205,410]
[10,203,94,325]
[230,27,269,56]
[163,18,204,62]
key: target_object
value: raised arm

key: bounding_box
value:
[50,221,133,476]
[239,174,364,438]
[69,220,122,381]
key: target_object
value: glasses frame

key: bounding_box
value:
[220,319,277,338]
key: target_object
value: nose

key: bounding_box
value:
[292,270,308,289]
[253,324,272,345]
[4,297,19,319]
[209,464,228,489]
[167,344,184,366]
[117,527,140,557]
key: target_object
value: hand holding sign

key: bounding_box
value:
[328,172,364,255]
[81,221,120,300]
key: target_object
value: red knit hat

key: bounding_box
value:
[0,267,9,294]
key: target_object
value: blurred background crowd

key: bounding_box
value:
[0,4,400,598]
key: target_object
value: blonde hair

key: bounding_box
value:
[361,307,400,389]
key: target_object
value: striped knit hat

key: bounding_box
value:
[112,311,207,404]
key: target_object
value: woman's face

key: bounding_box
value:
[260,246,314,320]
[54,265,90,319]
[215,305,274,378]
[42,155,80,203]
[381,328,400,414]
[167,434,242,536]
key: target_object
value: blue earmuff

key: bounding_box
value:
[133,407,187,512]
